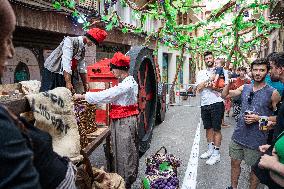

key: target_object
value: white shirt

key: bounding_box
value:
[196,68,227,106]
[85,76,138,105]
[61,36,86,74]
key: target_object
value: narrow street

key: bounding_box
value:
[90,96,267,189]
[132,96,266,189]
[92,97,265,189]
[1,0,284,189]
[132,97,201,188]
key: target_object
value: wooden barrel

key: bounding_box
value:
[127,46,157,154]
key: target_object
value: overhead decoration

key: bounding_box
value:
[51,0,281,103]
[51,0,281,66]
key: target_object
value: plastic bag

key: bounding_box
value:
[142,147,181,189]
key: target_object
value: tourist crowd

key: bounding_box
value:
[196,50,284,189]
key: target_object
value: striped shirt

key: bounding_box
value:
[56,161,77,189]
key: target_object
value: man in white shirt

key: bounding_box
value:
[74,52,139,189]
[41,28,107,93]
[196,51,227,165]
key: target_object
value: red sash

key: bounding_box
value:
[71,58,78,71]
[110,104,139,119]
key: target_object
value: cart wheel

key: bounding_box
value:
[127,46,157,155]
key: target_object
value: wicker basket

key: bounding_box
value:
[74,100,98,149]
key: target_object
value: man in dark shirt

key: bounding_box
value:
[267,52,284,140]
[0,1,40,188]
[255,52,284,188]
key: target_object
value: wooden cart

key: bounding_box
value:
[0,90,113,184]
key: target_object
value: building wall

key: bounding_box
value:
[157,46,191,86]
[183,56,190,84]
[7,1,157,85]
[9,1,197,88]
[259,1,284,58]
[3,47,41,84]
[258,0,284,58]
[168,53,177,84]
[268,29,284,53]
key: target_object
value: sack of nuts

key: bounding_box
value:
[74,99,98,148]
[26,87,81,159]
[92,167,126,189]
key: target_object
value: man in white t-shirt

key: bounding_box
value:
[196,51,228,165]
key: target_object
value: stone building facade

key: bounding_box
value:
[5,0,156,85]
[259,0,284,57]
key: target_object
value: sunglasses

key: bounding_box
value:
[248,91,254,105]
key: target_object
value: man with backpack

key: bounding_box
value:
[40,28,107,93]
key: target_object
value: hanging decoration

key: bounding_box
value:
[51,0,281,66]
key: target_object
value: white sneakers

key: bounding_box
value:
[205,154,220,165]
[200,150,213,159]
[200,150,221,165]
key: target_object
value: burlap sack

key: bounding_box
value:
[92,167,126,189]
[76,165,93,189]
[26,87,81,158]
[20,80,41,95]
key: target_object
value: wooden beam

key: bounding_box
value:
[208,0,236,21]
[82,127,111,157]
[238,26,256,36]
[11,3,85,36]
[125,0,155,11]
[0,97,31,116]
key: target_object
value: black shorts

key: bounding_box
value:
[201,102,224,131]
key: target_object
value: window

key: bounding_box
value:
[264,48,269,58]
[273,40,277,52]
[176,55,183,85]
[162,53,168,83]
[14,62,30,83]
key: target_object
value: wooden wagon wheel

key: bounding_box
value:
[138,61,154,131]
[127,46,157,154]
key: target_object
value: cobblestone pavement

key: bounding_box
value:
[90,96,267,189]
